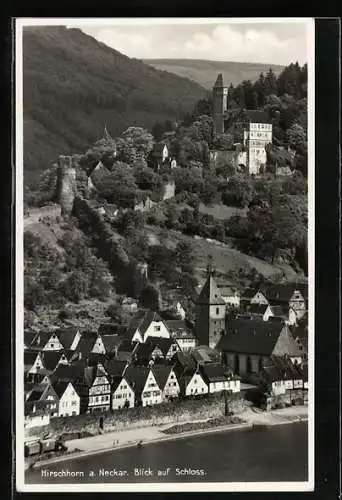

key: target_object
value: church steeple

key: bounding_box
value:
[103,124,113,142]
[194,260,226,349]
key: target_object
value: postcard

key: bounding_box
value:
[15,16,314,492]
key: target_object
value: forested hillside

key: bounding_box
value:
[144,59,284,89]
[23,26,206,186]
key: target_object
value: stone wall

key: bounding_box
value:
[25,393,248,439]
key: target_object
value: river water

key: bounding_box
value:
[26,422,308,484]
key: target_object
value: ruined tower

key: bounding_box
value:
[212,73,228,135]
[57,155,77,217]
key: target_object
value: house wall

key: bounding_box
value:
[185,373,208,397]
[142,371,163,407]
[25,414,50,429]
[162,181,176,201]
[176,303,186,320]
[271,380,286,396]
[272,326,304,362]
[208,380,230,394]
[28,354,44,374]
[43,387,59,418]
[250,292,269,305]
[176,337,196,352]
[163,370,180,399]
[142,320,171,342]
[223,352,266,377]
[92,336,106,354]
[222,294,240,308]
[263,306,274,321]
[88,374,111,413]
[40,334,64,351]
[69,331,81,350]
[287,308,297,326]
[112,379,135,410]
[58,383,80,417]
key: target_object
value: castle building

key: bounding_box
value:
[241,110,272,175]
[193,272,226,349]
[212,74,272,175]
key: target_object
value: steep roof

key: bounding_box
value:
[24,330,38,348]
[52,381,70,398]
[165,320,194,338]
[101,334,124,353]
[199,363,232,383]
[30,331,60,349]
[26,387,45,403]
[152,143,167,156]
[196,275,225,305]
[106,359,128,378]
[51,360,87,384]
[264,283,308,303]
[40,351,65,371]
[98,323,122,336]
[152,365,174,390]
[258,355,306,385]
[126,310,169,340]
[74,336,95,357]
[247,304,270,315]
[111,375,133,393]
[172,351,197,374]
[55,327,79,350]
[24,350,40,369]
[213,73,224,88]
[88,160,111,185]
[270,305,288,318]
[124,366,150,396]
[191,345,221,364]
[217,319,287,356]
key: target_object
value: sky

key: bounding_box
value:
[77,20,309,65]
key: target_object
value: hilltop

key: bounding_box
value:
[143,59,284,89]
[23,27,206,186]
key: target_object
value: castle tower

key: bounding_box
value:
[194,270,226,349]
[57,155,76,217]
[212,73,228,136]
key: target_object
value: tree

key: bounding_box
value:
[118,127,154,164]
[175,240,195,274]
[97,163,137,207]
[246,194,307,264]
[139,285,160,310]
[25,277,46,311]
[61,270,89,302]
[222,175,254,208]
[213,133,234,151]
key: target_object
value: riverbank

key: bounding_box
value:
[27,405,308,471]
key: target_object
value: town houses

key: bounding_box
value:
[23,261,308,429]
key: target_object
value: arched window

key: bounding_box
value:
[234,354,240,374]
[246,356,252,374]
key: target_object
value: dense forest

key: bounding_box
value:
[23,26,206,186]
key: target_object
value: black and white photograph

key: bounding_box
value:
[16,17,314,492]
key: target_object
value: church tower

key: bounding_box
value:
[212,73,228,135]
[194,269,226,349]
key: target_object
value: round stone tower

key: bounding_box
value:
[57,155,77,217]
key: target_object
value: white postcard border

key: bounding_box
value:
[15,17,315,493]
